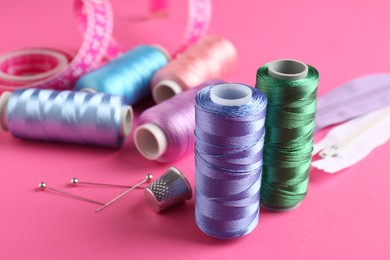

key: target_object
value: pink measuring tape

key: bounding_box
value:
[0,0,113,93]
[0,0,211,93]
[172,0,212,56]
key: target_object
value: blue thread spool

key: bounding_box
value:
[75,45,170,105]
[0,89,132,148]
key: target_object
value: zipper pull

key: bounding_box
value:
[312,106,390,173]
[319,145,339,158]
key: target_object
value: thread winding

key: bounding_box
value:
[194,83,267,239]
[256,60,319,210]
[151,35,237,103]
[0,89,132,148]
[75,45,169,105]
[135,80,223,162]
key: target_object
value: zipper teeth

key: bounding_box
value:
[322,107,390,156]
[317,83,390,116]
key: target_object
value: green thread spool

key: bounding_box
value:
[256,59,319,210]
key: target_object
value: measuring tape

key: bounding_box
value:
[0,0,211,93]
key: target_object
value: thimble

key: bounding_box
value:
[144,167,192,212]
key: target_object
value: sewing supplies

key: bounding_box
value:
[256,59,319,211]
[195,83,267,238]
[97,167,193,213]
[0,0,113,93]
[315,73,390,133]
[151,35,237,103]
[70,178,143,189]
[74,0,214,105]
[0,48,72,86]
[38,182,105,206]
[105,0,212,59]
[0,0,212,93]
[96,175,153,212]
[135,79,223,163]
[0,89,132,148]
[144,167,192,212]
[38,167,192,213]
[75,45,170,105]
[155,0,212,56]
[312,106,390,173]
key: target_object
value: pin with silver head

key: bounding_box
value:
[93,167,193,213]
[38,167,193,213]
[38,182,105,206]
[70,178,145,189]
[96,174,153,212]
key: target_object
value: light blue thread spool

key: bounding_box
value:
[75,45,169,105]
[0,89,133,148]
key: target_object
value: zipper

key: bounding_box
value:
[314,74,390,133]
[317,83,390,116]
[312,105,390,173]
[316,74,390,116]
[319,106,390,158]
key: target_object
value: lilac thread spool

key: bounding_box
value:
[134,80,223,163]
[194,83,267,238]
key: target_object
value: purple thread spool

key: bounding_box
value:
[134,80,223,162]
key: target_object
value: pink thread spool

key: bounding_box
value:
[151,36,237,103]
[135,80,223,163]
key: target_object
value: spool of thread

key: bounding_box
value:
[75,45,170,105]
[194,83,267,239]
[151,35,237,103]
[0,89,132,148]
[135,80,223,163]
[256,59,319,211]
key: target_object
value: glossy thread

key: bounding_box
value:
[75,45,169,105]
[151,35,237,103]
[1,89,131,148]
[135,80,223,163]
[195,83,267,239]
[256,63,319,210]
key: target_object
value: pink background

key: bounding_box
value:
[1,0,390,259]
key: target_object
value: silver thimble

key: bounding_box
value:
[144,167,192,212]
